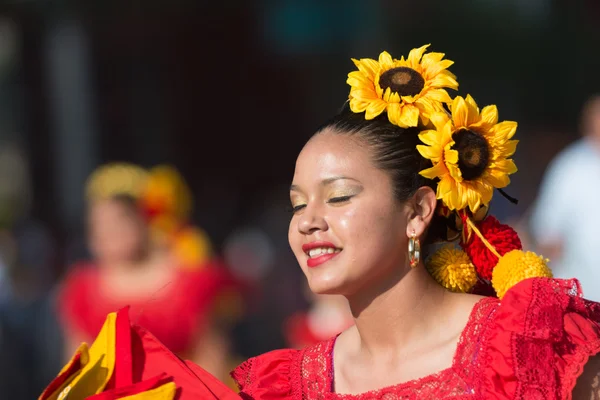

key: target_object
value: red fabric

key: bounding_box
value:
[110,307,239,399]
[128,314,240,399]
[231,278,600,400]
[115,305,133,387]
[87,374,173,400]
[59,259,237,354]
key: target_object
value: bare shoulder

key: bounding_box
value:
[447,292,488,320]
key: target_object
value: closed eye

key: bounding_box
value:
[287,204,306,214]
[327,195,353,204]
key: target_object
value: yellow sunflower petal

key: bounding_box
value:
[437,176,455,197]
[378,51,394,69]
[429,112,451,131]
[419,161,447,179]
[347,71,375,88]
[351,58,380,80]
[489,121,518,141]
[444,147,459,164]
[451,96,469,128]
[420,52,445,69]
[387,103,403,127]
[464,95,481,126]
[365,100,387,120]
[418,129,444,146]
[476,105,498,128]
[465,186,482,212]
[401,95,416,104]
[417,145,442,162]
[423,59,454,80]
[476,181,494,205]
[440,119,456,143]
[429,70,459,90]
[484,169,511,188]
[399,105,420,127]
[425,88,453,104]
[406,44,430,69]
[350,88,380,101]
[446,159,462,181]
[492,159,518,174]
[349,98,369,113]
[383,87,393,102]
[445,180,466,211]
[414,97,438,119]
[490,140,518,160]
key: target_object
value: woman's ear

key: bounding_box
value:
[406,186,437,239]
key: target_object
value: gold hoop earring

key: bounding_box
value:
[408,231,421,268]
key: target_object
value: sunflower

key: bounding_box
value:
[347,44,458,128]
[416,95,518,212]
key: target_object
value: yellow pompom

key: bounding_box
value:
[492,249,552,299]
[426,245,478,293]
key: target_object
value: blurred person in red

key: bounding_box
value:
[529,95,600,301]
[57,163,241,382]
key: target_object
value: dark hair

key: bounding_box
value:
[90,194,144,220]
[314,103,448,243]
[109,194,140,211]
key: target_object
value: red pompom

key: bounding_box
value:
[460,215,522,280]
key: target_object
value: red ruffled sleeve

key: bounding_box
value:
[231,349,301,400]
[483,277,600,400]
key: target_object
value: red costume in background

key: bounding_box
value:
[59,259,236,356]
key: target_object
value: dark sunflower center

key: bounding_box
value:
[452,129,490,180]
[379,67,425,96]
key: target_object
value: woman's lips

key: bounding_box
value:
[307,252,340,268]
[302,241,342,268]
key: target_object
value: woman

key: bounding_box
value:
[230,45,600,399]
[46,46,600,399]
[58,163,238,383]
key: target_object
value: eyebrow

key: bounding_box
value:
[289,176,360,192]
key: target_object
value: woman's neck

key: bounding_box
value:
[346,264,451,359]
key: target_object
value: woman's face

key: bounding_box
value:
[288,130,412,296]
[88,199,148,265]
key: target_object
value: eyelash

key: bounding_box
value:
[287,195,353,214]
[287,204,306,213]
[327,195,353,204]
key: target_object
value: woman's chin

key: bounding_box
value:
[306,274,348,296]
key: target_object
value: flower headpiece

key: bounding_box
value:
[346,45,551,298]
[138,165,213,268]
[85,163,212,268]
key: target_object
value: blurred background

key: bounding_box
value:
[0,0,599,397]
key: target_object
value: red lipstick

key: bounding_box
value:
[302,241,341,268]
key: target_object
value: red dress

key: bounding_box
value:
[231,278,600,399]
[59,259,236,355]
